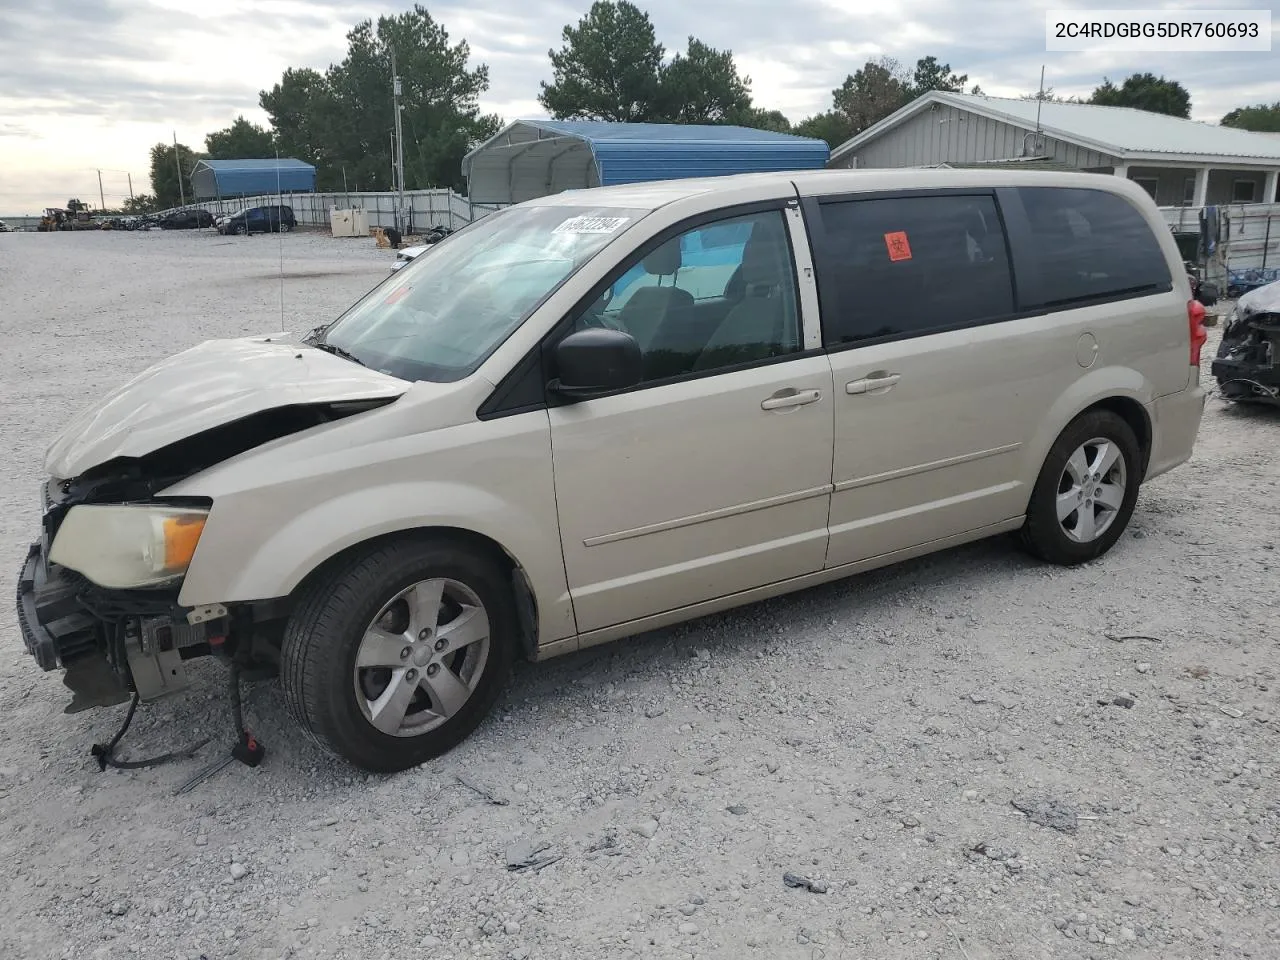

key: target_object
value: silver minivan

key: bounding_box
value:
[18,169,1208,771]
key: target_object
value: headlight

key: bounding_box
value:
[49,504,209,589]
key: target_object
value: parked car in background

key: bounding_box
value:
[159,209,215,230]
[0,219,12,233]
[17,169,1207,773]
[389,225,454,271]
[217,204,296,236]
[390,243,428,272]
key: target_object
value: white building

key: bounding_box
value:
[830,92,1280,208]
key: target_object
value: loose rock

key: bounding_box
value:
[783,872,829,893]
[631,818,660,839]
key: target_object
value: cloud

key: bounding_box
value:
[0,0,1275,211]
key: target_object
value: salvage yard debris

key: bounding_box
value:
[456,773,509,806]
[505,839,562,872]
[1011,796,1080,834]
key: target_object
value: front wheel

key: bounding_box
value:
[1019,410,1141,565]
[234,224,247,235]
[281,538,516,772]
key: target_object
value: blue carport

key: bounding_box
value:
[190,158,316,201]
[462,120,829,204]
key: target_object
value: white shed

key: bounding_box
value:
[831,92,1280,207]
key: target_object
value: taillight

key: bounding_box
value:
[1188,299,1207,366]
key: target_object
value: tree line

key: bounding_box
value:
[138,1,1280,210]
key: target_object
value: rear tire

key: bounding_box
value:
[1019,410,1141,565]
[281,537,516,772]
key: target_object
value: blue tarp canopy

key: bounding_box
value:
[190,158,316,200]
[462,120,829,204]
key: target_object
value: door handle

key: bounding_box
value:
[846,372,901,396]
[761,388,822,411]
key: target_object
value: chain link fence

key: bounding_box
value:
[161,189,505,232]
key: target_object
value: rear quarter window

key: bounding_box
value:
[1016,186,1172,308]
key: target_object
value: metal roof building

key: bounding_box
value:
[463,120,830,204]
[190,158,316,201]
[831,92,1280,207]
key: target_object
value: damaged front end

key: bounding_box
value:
[1213,280,1280,406]
[16,397,396,714]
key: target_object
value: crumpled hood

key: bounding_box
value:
[45,334,410,479]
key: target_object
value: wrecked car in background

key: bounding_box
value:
[1213,279,1280,406]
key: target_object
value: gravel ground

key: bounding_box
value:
[0,229,1277,960]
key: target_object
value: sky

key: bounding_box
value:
[1,0,1278,214]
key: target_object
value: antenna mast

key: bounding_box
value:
[1035,65,1045,135]
[392,48,406,236]
[173,131,185,207]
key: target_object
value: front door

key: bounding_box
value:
[549,206,834,633]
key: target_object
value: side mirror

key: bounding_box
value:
[549,328,642,400]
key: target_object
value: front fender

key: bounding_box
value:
[178,481,576,644]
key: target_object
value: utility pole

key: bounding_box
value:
[127,172,134,201]
[392,47,406,234]
[97,169,105,212]
[173,130,185,207]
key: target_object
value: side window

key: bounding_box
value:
[1017,187,1172,308]
[577,210,801,382]
[815,194,1015,345]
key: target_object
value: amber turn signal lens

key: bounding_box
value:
[163,514,207,570]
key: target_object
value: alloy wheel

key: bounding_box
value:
[352,578,491,738]
[1055,437,1127,543]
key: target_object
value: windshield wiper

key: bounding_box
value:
[310,340,367,367]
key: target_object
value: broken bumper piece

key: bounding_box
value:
[18,541,97,671]
[1211,356,1280,404]
[16,540,226,712]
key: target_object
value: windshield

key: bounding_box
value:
[317,205,646,382]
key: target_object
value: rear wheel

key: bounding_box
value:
[1019,410,1141,565]
[281,538,516,772]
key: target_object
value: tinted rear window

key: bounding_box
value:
[1016,187,1171,308]
[814,194,1015,345]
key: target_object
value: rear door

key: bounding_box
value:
[806,185,1177,569]
[807,189,1041,566]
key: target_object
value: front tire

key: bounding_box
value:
[1019,410,1141,565]
[281,538,516,772]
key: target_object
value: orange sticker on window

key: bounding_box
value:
[884,231,912,261]
[383,286,411,305]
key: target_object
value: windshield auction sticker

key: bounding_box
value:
[553,216,631,235]
[1046,9,1270,51]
